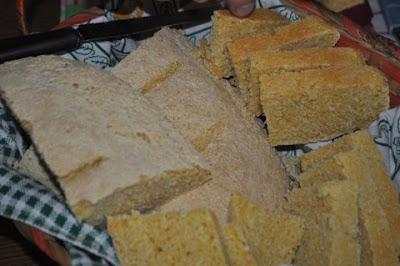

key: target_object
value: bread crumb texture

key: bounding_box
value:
[107,209,228,266]
[228,193,305,266]
[260,66,388,145]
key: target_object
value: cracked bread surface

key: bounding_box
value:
[0,55,210,225]
[113,28,288,223]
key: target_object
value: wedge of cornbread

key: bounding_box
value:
[0,55,211,225]
[107,209,228,266]
[320,0,364,12]
[222,224,257,266]
[227,15,340,115]
[228,193,305,266]
[259,65,388,146]
[204,9,289,78]
[113,28,288,223]
[248,47,364,115]
[301,130,400,254]
[299,150,399,265]
[285,180,360,266]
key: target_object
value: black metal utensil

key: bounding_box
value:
[0,6,220,63]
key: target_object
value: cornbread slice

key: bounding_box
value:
[113,28,288,223]
[0,55,211,225]
[301,130,379,170]
[248,47,364,115]
[204,9,289,78]
[107,209,228,266]
[228,193,305,266]
[301,130,400,253]
[227,15,339,115]
[222,224,257,266]
[320,0,364,12]
[259,65,388,146]
[285,180,360,266]
[299,150,398,265]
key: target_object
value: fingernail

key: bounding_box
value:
[234,3,254,17]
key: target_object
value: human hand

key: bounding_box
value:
[225,0,255,17]
[193,0,256,18]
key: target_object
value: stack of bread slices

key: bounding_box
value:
[0,7,399,266]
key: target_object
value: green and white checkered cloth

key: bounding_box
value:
[0,102,120,266]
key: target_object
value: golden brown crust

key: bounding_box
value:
[0,55,210,224]
[227,15,340,115]
[107,209,229,265]
[222,224,257,266]
[247,47,364,116]
[228,193,305,266]
[206,9,289,78]
[301,130,400,254]
[113,28,288,223]
[286,181,360,266]
[259,65,388,145]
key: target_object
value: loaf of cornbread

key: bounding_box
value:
[0,56,211,225]
[222,224,257,266]
[248,47,364,115]
[113,28,288,223]
[259,65,388,146]
[107,209,228,266]
[228,193,305,266]
[301,130,400,254]
[286,180,360,266]
[300,150,399,265]
[227,15,340,114]
[320,0,364,12]
[204,9,289,78]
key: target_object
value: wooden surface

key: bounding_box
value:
[0,217,57,265]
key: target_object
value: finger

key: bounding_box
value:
[226,0,255,17]
[192,0,209,3]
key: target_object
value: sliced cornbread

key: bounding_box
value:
[301,130,400,254]
[248,47,364,115]
[320,0,364,12]
[301,130,382,170]
[227,15,340,114]
[299,150,398,265]
[222,224,257,266]
[259,65,388,145]
[227,31,274,111]
[113,28,288,223]
[204,9,289,78]
[0,55,211,225]
[228,193,305,266]
[107,209,228,266]
[286,180,360,266]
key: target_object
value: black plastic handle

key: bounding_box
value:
[0,28,81,63]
